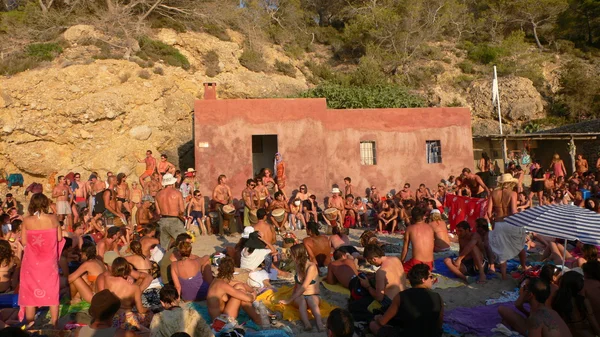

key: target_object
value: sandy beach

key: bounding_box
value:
[191,226,519,337]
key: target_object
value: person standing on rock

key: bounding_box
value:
[157,154,176,177]
[136,150,157,186]
[156,173,186,249]
[52,175,73,229]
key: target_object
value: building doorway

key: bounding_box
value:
[252,135,278,177]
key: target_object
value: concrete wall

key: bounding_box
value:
[194,97,473,200]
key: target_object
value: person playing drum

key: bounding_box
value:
[269,191,289,231]
[212,175,236,236]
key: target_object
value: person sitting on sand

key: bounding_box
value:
[499,278,573,337]
[278,244,325,332]
[303,221,331,268]
[171,241,212,302]
[0,239,19,295]
[325,248,359,289]
[149,285,214,337]
[268,191,289,231]
[69,244,107,303]
[139,224,162,263]
[97,227,121,259]
[428,209,450,252]
[401,206,435,274]
[330,226,362,261]
[159,233,195,285]
[361,244,406,312]
[377,200,397,234]
[328,187,345,225]
[74,289,136,337]
[344,194,356,227]
[443,221,488,284]
[207,257,261,325]
[97,257,151,332]
[327,308,355,337]
[369,264,443,337]
[353,196,368,227]
[553,271,600,337]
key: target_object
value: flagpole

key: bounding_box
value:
[493,66,508,172]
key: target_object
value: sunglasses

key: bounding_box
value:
[371,187,376,190]
[250,184,256,187]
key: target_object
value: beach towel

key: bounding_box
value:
[256,286,337,321]
[434,256,497,280]
[445,194,488,231]
[444,303,523,336]
[189,302,260,331]
[19,229,65,320]
[485,289,519,305]
[7,173,23,188]
[431,273,465,289]
[321,282,351,296]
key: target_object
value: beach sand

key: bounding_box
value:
[191,226,519,337]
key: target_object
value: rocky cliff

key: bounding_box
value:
[0,26,549,201]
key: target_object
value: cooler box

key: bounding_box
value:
[581,189,591,201]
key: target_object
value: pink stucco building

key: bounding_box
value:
[194,83,474,199]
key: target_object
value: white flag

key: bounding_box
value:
[492,73,499,105]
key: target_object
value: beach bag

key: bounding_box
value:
[7,174,23,188]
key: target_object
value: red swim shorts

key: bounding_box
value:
[403,258,434,273]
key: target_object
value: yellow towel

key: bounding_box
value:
[256,286,338,321]
[320,282,351,296]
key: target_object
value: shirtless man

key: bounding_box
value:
[576,154,589,174]
[429,209,450,252]
[157,154,176,177]
[101,176,126,227]
[137,150,157,186]
[155,173,185,249]
[343,177,353,198]
[328,187,345,225]
[303,222,332,267]
[207,257,261,325]
[369,185,381,213]
[325,249,359,289]
[186,190,209,235]
[268,191,289,230]
[147,173,162,197]
[212,174,236,236]
[53,175,73,228]
[72,173,88,211]
[401,206,435,273]
[139,224,160,257]
[395,183,414,202]
[97,227,121,259]
[88,174,105,216]
[242,179,258,228]
[415,184,432,202]
[253,209,276,245]
[462,168,491,198]
[498,278,573,337]
[443,221,488,284]
[136,195,154,227]
[361,244,405,311]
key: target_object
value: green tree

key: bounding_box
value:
[508,0,568,49]
[299,83,425,109]
[557,59,600,120]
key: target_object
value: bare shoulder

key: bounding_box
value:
[528,307,560,331]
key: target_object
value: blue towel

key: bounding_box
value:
[434,256,498,279]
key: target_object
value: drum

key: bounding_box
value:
[222,204,235,229]
[266,181,276,194]
[272,208,286,223]
[324,208,339,221]
[259,197,267,209]
[248,209,258,224]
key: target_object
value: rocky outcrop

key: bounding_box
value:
[468,76,545,128]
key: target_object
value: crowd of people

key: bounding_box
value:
[0,149,599,337]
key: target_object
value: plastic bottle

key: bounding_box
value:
[254,300,270,329]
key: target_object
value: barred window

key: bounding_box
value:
[360,141,377,165]
[426,140,442,164]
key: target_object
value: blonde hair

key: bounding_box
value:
[552,153,560,162]
[431,212,442,221]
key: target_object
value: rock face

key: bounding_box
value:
[468,76,545,129]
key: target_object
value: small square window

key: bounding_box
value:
[360,141,377,165]
[426,140,442,164]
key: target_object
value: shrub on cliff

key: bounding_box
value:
[299,84,425,109]
[239,47,268,73]
[137,36,190,70]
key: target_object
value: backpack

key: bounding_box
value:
[93,189,110,215]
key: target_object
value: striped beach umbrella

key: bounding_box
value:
[505,204,600,245]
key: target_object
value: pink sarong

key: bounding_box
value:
[18,228,64,319]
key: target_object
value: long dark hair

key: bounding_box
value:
[28,193,50,215]
[552,271,587,322]
[290,244,308,279]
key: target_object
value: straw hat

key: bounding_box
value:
[497,173,518,184]
[186,168,196,173]
[161,173,178,186]
[272,208,286,222]
[332,187,341,194]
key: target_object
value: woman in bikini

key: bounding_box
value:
[170,241,213,302]
[116,174,132,225]
[68,244,107,303]
[126,240,163,311]
[279,244,325,332]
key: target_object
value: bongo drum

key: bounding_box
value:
[324,208,339,221]
[222,204,235,229]
[266,181,276,195]
[248,209,258,224]
[259,196,267,209]
[272,208,286,223]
